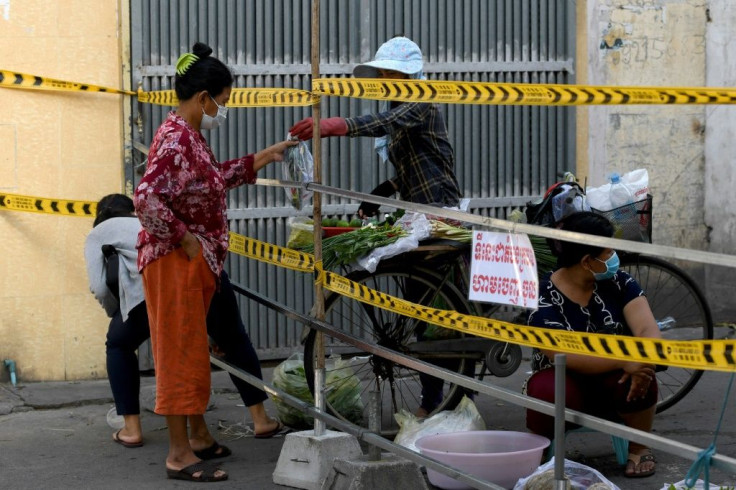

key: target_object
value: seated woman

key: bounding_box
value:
[525,211,660,478]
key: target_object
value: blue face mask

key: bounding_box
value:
[592,251,620,281]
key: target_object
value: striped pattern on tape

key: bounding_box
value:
[318,268,736,372]
[0,193,97,217]
[4,191,732,371]
[136,88,314,107]
[313,78,736,106]
[0,70,135,96]
[228,232,314,272]
[4,68,736,107]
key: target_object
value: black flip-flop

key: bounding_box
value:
[255,421,286,439]
[193,441,232,460]
[624,451,656,478]
[112,429,143,448]
[166,461,228,482]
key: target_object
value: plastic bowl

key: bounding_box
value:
[322,226,358,238]
[415,430,550,490]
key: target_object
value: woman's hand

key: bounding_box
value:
[253,139,299,171]
[180,231,201,260]
[620,362,656,402]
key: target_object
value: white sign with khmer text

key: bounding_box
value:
[468,231,539,309]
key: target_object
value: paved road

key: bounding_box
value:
[1,349,735,489]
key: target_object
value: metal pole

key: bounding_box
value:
[310,0,326,437]
[554,354,567,489]
[368,391,382,461]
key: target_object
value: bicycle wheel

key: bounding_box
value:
[619,254,714,412]
[304,264,476,436]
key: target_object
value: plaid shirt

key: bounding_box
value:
[345,101,461,206]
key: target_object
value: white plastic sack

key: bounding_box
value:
[356,212,432,273]
[513,457,620,490]
[586,168,649,211]
[660,480,733,490]
[394,395,486,453]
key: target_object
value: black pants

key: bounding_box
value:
[105,271,267,415]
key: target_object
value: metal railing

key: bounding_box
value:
[218,281,736,489]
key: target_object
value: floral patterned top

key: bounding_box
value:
[134,111,256,276]
[527,270,644,372]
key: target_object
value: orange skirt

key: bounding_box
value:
[142,247,216,415]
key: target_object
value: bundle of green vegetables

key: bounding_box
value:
[299,221,407,270]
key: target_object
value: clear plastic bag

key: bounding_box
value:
[513,457,620,490]
[269,353,364,429]
[286,216,314,249]
[394,395,486,453]
[282,137,314,210]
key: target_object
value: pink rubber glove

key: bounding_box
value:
[289,117,348,140]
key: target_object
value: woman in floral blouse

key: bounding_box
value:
[526,212,661,478]
[134,42,295,483]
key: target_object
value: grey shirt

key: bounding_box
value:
[84,217,145,321]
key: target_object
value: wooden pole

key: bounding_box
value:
[310,0,326,437]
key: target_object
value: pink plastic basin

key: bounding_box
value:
[415,430,550,490]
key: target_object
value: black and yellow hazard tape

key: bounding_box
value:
[319,269,736,372]
[228,232,314,272]
[0,70,135,96]
[136,87,314,107]
[313,78,736,106]
[4,188,732,371]
[0,193,96,217]
[6,68,736,107]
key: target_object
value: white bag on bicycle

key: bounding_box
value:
[357,212,432,273]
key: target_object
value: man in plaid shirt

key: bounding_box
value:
[289,36,462,218]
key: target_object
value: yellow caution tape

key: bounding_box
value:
[0,193,96,217]
[0,69,135,96]
[320,269,736,372]
[137,87,314,107]
[228,232,314,272]
[313,78,736,106]
[4,189,731,371]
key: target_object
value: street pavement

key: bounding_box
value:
[1,346,736,490]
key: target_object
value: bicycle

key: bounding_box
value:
[302,203,713,434]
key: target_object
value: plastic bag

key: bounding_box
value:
[356,212,432,273]
[513,457,620,490]
[586,168,649,211]
[269,353,364,429]
[286,216,314,249]
[394,395,486,453]
[661,480,733,490]
[282,137,314,210]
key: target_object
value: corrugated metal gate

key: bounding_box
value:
[129,0,576,360]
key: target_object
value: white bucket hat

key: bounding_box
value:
[353,37,424,78]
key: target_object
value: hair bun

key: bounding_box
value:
[192,42,213,59]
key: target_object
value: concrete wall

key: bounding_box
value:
[704,0,736,321]
[586,0,709,251]
[0,0,127,381]
[584,0,734,322]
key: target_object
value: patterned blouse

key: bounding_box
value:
[345,101,461,207]
[527,270,644,372]
[134,111,256,277]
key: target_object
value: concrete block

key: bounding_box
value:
[322,453,429,490]
[272,430,362,490]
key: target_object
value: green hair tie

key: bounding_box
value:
[176,53,199,76]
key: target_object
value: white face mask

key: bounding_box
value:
[200,95,228,130]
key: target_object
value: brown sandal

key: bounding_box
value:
[625,449,656,478]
